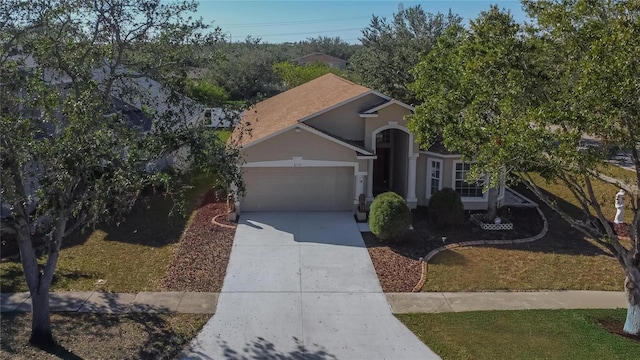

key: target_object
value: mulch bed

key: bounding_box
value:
[160,189,236,292]
[597,318,640,342]
[612,222,633,238]
[364,207,545,292]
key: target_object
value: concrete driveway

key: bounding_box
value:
[179,212,439,360]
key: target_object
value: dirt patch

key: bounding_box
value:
[365,207,545,292]
[0,312,208,359]
[597,318,640,343]
[160,189,235,292]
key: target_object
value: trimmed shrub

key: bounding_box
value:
[428,187,464,228]
[368,192,412,242]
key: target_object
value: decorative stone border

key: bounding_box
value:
[211,214,237,229]
[469,213,514,231]
[411,207,548,292]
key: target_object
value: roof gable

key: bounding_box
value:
[359,99,414,116]
[235,74,375,147]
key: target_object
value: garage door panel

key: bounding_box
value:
[242,167,353,211]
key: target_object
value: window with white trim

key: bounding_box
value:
[454,162,485,198]
[427,159,442,197]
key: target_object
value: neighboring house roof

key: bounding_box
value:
[6,54,203,132]
[234,73,374,147]
[111,97,152,132]
[295,52,348,68]
[92,64,203,130]
[204,107,240,129]
[6,54,73,85]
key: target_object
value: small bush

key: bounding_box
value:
[368,192,412,242]
[428,188,464,228]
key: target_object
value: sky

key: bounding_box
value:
[194,1,529,44]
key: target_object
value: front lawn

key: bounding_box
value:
[421,170,630,292]
[0,172,215,293]
[365,167,629,292]
[422,203,624,292]
[398,309,639,359]
[530,164,636,223]
[0,312,208,359]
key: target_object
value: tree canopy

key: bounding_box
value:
[409,6,543,217]
[297,36,356,60]
[350,4,461,103]
[272,61,349,90]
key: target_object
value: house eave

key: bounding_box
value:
[419,150,461,158]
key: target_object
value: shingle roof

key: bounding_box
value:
[234,73,372,147]
[92,63,203,128]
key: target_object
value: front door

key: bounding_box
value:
[373,147,391,195]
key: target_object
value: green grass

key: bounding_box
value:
[423,247,623,292]
[0,173,215,293]
[216,129,231,142]
[530,164,636,223]
[398,309,640,359]
[421,165,632,292]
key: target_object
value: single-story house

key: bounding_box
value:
[233,73,505,213]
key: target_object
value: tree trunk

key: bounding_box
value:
[15,226,56,347]
[29,285,55,348]
[486,187,498,220]
[624,303,640,335]
[14,209,66,349]
[624,273,640,335]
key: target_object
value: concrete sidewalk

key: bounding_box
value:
[387,290,628,314]
[1,291,218,314]
[1,290,626,315]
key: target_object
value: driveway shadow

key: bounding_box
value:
[237,212,364,248]
[180,336,338,360]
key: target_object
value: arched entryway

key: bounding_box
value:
[372,128,409,195]
[368,124,417,208]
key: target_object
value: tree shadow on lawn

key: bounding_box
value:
[504,185,617,257]
[365,185,617,262]
[0,266,96,293]
[1,301,200,359]
[0,312,81,359]
[62,185,220,250]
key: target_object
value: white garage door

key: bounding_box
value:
[242,167,354,211]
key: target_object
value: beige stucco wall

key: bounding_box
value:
[364,104,417,153]
[416,155,427,206]
[304,93,383,141]
[357,159,369,173]
[419,153,490,210]
[243,128,357,163]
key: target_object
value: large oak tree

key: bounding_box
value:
[410,1,640,334]
[1,0,243,347]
